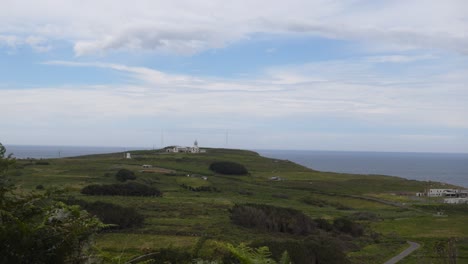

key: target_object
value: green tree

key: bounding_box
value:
[0,143,103,263]
[115,168,136,182]
[0,143,16,194]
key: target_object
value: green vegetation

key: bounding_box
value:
[115,168,136,182]
[209,161,248,175]
[81,182,162,196]
[230,203,317,235]
[65,198,145,229]
[0,143,103,263]
[3,145,467,263]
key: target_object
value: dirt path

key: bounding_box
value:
[384,241,421,264]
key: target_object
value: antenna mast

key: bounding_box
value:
[225,129,229,147]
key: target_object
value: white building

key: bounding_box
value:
[428,189,461,197]
[125,153,131,159]
[444,198,468,204]
[166,140,205,153]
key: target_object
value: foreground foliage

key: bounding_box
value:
[65,198,145,229]
[0,143,103,263]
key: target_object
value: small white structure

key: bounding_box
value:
[166,140,205,153]
[201,176,208,180]
[142,164,152,168]
[125,153,131,159]
[269,176,282,181]
[444,198,468,204]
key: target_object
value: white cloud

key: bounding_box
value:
[2,56,467,150]
[1,0,467,55]
[0,34,51,52]
[366,54,436,63]
[0,35,20,48]
[6,58,464,131]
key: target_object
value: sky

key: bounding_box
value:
[1,0,467,152]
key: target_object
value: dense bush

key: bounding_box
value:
[115,168,136,182]
[81,182,162,197]
[333,217,364,237]
[209,161,248,175]
[35,161,50,165]
[314,218,334,232]
[1,142,102,263]
[180,184,219,192]
[230,203,316,235]
[65,199,144,229]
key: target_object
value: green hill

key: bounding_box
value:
[7,148,468,263]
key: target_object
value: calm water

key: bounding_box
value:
[257,150,468,188]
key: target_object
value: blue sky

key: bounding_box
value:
[1,0,467,152]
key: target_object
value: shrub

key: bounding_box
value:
[209,161,248,175]
[230,203,316,235]
[180,184,219,192]
[333,217,364,237]
[314,218,334,232]
[115,169,136,182]
[81,182,162,197]
[65,198,144,229]
[35,184,44,190]
[35,161,50,165]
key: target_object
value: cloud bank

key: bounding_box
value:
[1,0,467,55]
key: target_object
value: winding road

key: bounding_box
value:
[384,241,421,264]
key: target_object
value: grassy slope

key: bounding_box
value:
[9,148,468,263]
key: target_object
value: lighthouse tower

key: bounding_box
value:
[191,140,200,153]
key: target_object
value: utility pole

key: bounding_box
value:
[225,129,229,147]
[161,129,164,148]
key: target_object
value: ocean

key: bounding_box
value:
[257,150,468,188]
[4,145,467,188]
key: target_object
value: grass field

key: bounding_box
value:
[8,148,468,263]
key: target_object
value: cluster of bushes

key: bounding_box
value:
[180,184,219,192]
[230,203,365,238]
[209,161,248,175]
[301,196,353,210]
[64,198,144,229]
[332,217,365,237]
[81,182,162,197]
[230,204,316,235]
[115,169,136,182]
[35,161,50,165]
